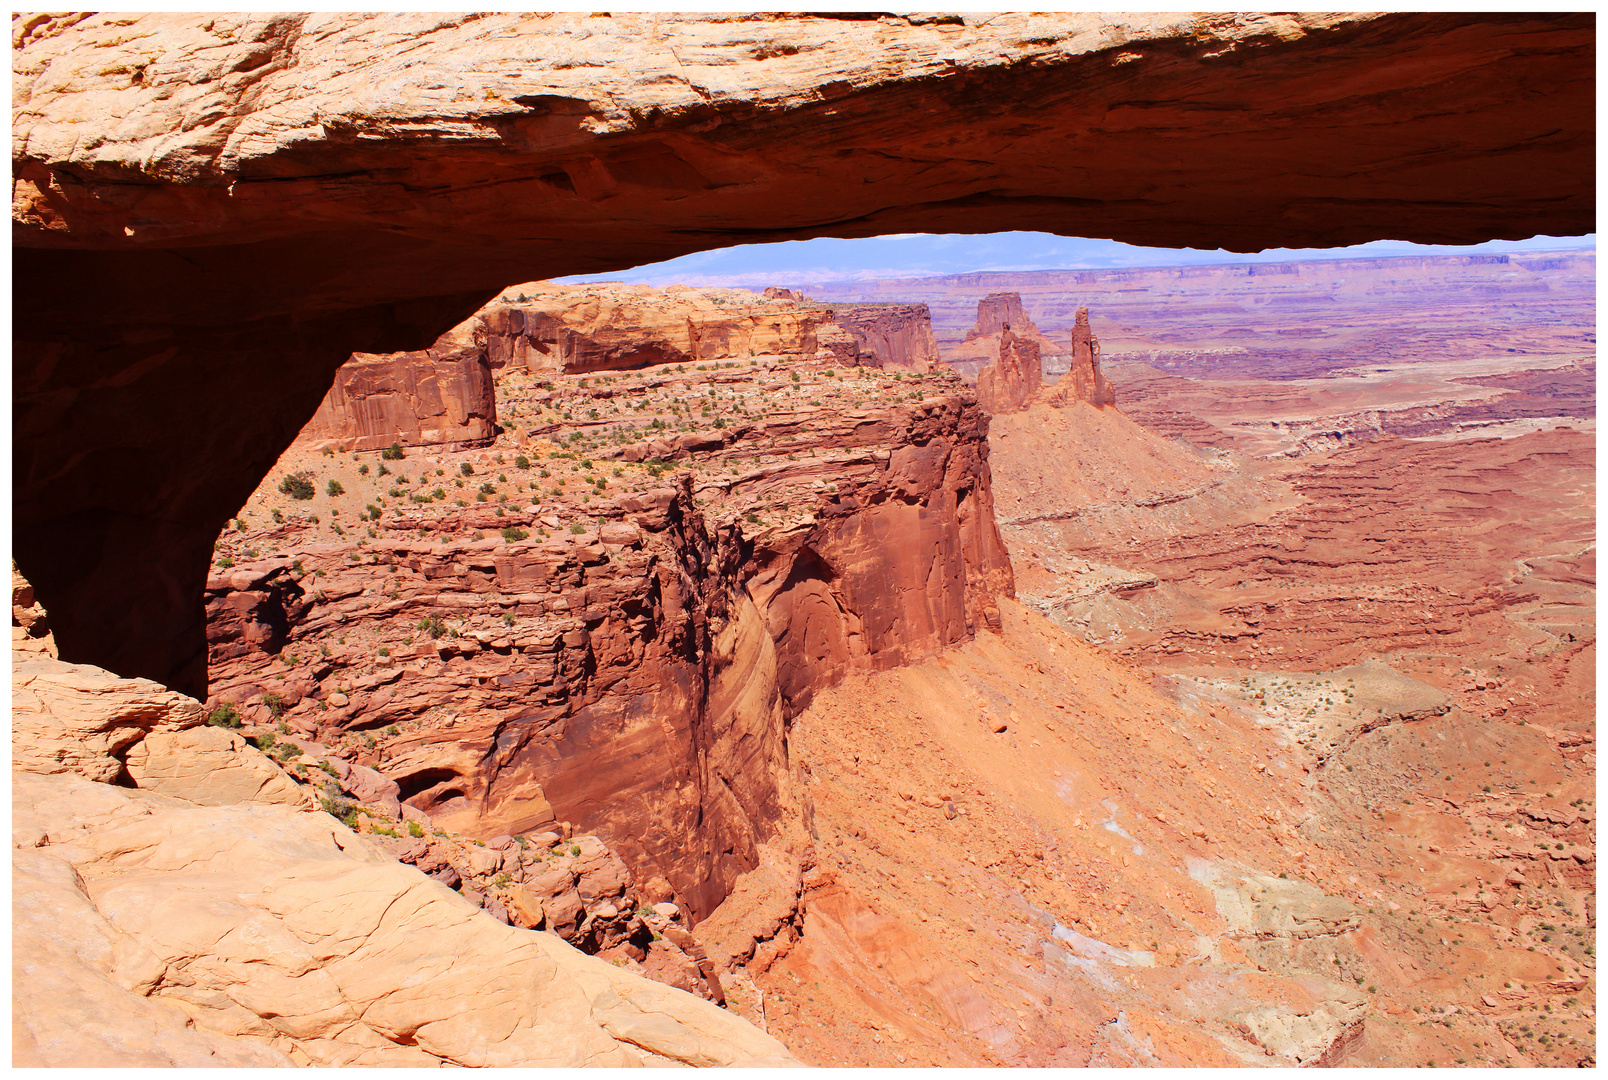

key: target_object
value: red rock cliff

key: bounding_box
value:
[975,329,1045,415]
[818,303,940,370]
[942,291,1071,380]
[473,282,840,374]
[205,375,1012,920]
[296,344,497,453]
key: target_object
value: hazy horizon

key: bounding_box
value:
[557,231,1596,290]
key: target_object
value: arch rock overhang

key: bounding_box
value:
[11,11,1595,694]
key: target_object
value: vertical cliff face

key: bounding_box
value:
[472,282,840,374]
[965,293,1032,342]
[205,363,1012,921]
[818,303,941,370]
[942,291,1071,380]
[975,329,1045,414]
[296,345,498,453]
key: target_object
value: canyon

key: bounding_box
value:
[10,10,1596,1072]
[24,255,1592,1066]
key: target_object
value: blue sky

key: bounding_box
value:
[558,232,1596,288]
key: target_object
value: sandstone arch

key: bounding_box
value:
[12,11,1594,695]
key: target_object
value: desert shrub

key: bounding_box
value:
[501,526,529,543]
[326,479,345,497]
[358,464,369,475]
[278,472,315,500]
[381,442,405,460]
[569,523,585,534]
[260,692,285,719]
[514,455,531,470]
[206,702,241,728]
[217,555,235,569]
[408,819,425,838]
[460,462,474,476]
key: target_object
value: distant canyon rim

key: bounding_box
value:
[11,10,1595,1070]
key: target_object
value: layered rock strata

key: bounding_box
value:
[12,653,794,1068]
[296,345,497,454]
[206,362,1013,920]
[816,303,941,369]
[473,281,846,374]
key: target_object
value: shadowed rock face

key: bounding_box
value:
[10,11,1594,694]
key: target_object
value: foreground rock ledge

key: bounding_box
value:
[11,655,795,1068]
[12,12,1593,696]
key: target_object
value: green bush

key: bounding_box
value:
[326,479,345,497]
[460,462,474,476]
[206,702,241,728]
[514,455,531,470]
[501,526,529,543]
[279,472,316,500]
[381,442,406,460]
[358,464,369,475]
[408,819,425,838]
[569,523,586,534]
[418,615,447,639]
[261,692,285,719]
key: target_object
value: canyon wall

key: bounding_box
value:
[296,345,497,453]
[206,381,1012,919]
[817,303,941,369]
[474,282,840,374]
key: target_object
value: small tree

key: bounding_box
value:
[206,702,241,728]
[501,526,529,543]
[326,479,345,497]
[278,472,315,500]
[381,442,406,460]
